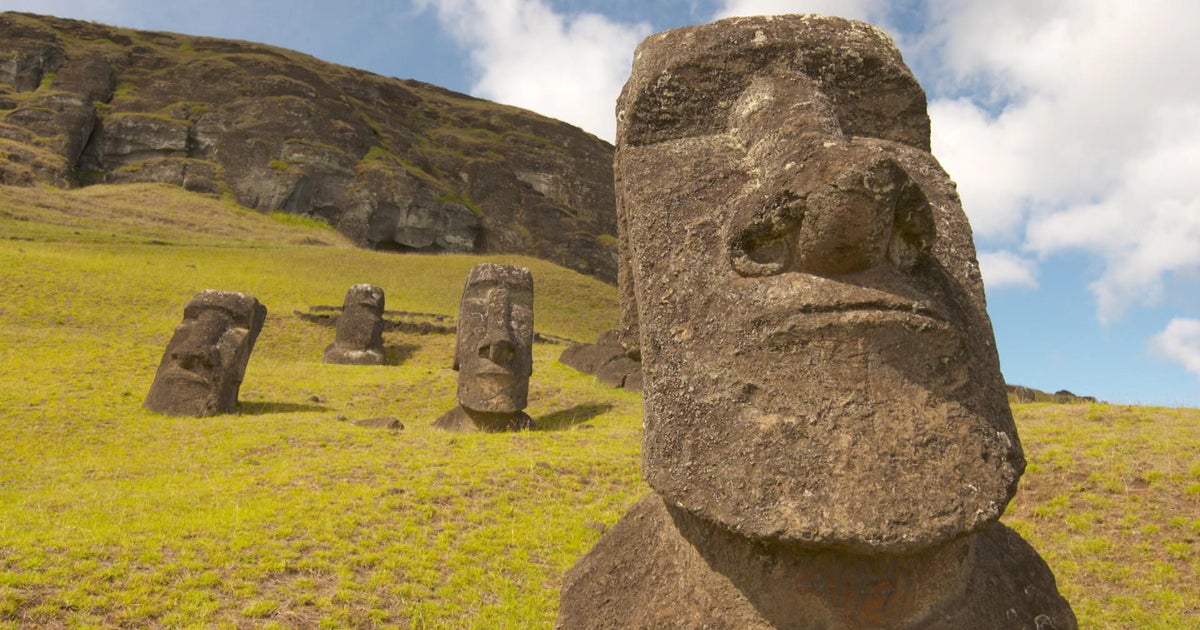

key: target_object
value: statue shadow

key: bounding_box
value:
[535,403,614,431]
[238,401,329,415]
[385,343,421,366]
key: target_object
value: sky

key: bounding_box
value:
[6,0,1200,407]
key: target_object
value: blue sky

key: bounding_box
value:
[7,0,1200,407]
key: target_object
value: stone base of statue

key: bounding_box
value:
[557,495,1076,630]
[322,345,385,365]
[433,405,534,432]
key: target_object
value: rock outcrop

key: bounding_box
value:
[0,12,618,282]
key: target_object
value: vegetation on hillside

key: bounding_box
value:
[1,183,1197,628]
[0,11,619,282]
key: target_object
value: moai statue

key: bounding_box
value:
[434,263,535,431]
[145,290,267,417]
[323,284,386,365]
[557,15,1076,629]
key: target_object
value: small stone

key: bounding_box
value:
[352,417,404,430]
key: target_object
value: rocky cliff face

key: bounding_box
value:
[0,12,617,281]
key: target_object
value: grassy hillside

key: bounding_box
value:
[1,184,1197,628]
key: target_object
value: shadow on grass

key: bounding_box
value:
[535,403,614,431]
[238,401,330,415]
[385,343,421,366]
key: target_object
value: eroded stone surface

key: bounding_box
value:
[144,290,266,417]
[0,12,620,283]
[434,263,534,431]
[558,328,643,391]
[323,283,386,365]
[619,15,1022,552]
[558,14,1073,629]
[558,495,1077,630]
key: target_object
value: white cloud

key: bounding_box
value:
[1149,319,1200,382]
[713,0,885,22]
[918,1,1200,323]
[977,250,1038,290]
[414,0,650,142]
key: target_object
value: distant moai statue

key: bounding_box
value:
[434,263,535,431]
[557,15,1076,629]
[144,290,267,417]
[323,284,386,365]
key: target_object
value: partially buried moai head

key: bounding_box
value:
[323,283,386,365]
[617,15,1025,553]
[144,290,267,417]
[454,263,534,413]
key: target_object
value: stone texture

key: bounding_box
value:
[352,416,405,430]
[559,495,1076,630]
[0,11,619,283]
[618,14,1022,552]
[144,290,266,417]
[323,283,386,365]
[558,328,643,391]
[434,263,535,431]
[431,405,533,433]
[558,14,1074,629]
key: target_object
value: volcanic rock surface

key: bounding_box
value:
[0,11,618,282]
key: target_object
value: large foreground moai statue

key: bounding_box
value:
[434,263,535,431]
[323,284,386,365]
[557,15,1076,629]
[145,290,267,417]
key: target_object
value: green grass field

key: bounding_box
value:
[1,183,1197,628]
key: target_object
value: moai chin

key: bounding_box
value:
[323,284,386,365]
[144,290,266,417]
[557,15,1076,629]
[434,263,535,431]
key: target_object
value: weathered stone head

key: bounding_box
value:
[453,263,534,412]
[617,15,1024,553]
[323,283,386,365]
[144,290,267,417]
[434,263,535,431]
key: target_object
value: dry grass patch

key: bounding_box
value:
[1006,403,1200,628]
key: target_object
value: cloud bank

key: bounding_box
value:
[1150,319,1200,382]
[414,0,650,142]
[921,1,1200,324]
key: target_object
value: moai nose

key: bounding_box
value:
[477,287,517,365]
[479,338,516,365]
[172,346,215,370]
[729,157,934,277]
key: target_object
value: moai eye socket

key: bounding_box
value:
[729,190,805,277]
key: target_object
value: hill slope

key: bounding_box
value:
[1,177,1198,628]
[0,11,618,281]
